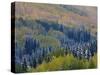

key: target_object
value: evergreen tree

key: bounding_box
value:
[22,58,27,72]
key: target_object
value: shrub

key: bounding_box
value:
[89,54,97,68]
[29,54,97,72]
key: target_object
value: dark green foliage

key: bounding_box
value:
[24,35,34,55]
[15,64,23,73]
[22,58,27,72]
[15,19,97,73]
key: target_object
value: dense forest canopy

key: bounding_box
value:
[13,2,97,73]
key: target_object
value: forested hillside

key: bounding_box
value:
[12,2,97,73]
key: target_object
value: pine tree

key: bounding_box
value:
[22,58,27,72]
